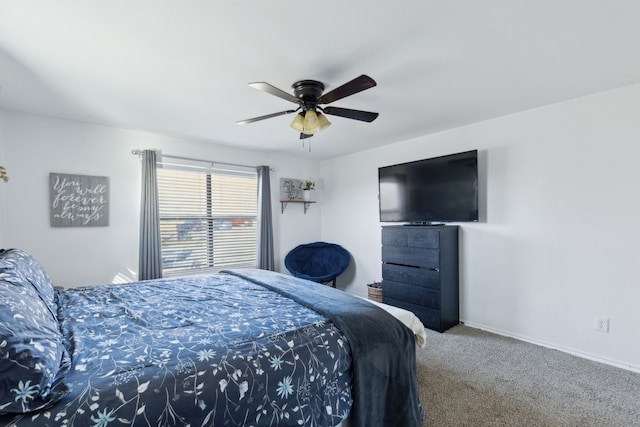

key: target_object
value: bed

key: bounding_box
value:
[0,249,423,426]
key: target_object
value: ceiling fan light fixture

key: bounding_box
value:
[302,109,319,134]
[316,112,331,132]
[290,113,305,132]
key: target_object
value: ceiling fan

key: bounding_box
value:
[237,74,379,139]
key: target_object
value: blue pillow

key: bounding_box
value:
[0,249,57,318]
[0,251,68,414]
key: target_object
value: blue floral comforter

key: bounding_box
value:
[0,272,352,427]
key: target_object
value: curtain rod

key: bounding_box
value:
[131,149,271,170]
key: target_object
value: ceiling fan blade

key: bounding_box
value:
[236,110,297,125]
[300,133,313,139]
[317,74,377,105]
[322,106,379,122]
[249,82,300,104]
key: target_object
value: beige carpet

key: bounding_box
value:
[416,325,640,427]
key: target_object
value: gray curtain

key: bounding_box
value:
[139,150,163,280]
[257,166,275,270]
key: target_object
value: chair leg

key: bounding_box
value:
[331,278,336,288]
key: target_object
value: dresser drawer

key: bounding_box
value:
[383,280,441,309]
[382,245,440,268]
[382,227,440,248]
[382,296,442,331]
[382,263,441,290]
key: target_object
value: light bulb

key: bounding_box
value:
[303,110,319,134]
[290,113,305,132]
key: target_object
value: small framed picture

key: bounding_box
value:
[280,178,303,200]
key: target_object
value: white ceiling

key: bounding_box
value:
[1,1,640,160]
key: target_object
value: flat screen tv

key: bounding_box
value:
[378,150,478,223]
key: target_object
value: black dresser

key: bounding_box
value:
[381,225,459,333]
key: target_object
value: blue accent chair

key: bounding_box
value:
[284,242,351,287]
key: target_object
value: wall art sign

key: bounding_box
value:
[49,173,110,227]
[280,178,303,200]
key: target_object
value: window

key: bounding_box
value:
[157,161,257,276]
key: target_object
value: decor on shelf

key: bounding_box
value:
[300,178,315,190]
[300,178,314,201]
[0,166,8,183]
[279,178,316,213]
[280,178,303,200]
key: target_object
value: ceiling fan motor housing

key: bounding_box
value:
[292,80,324,110]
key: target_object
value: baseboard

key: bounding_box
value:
[460,320,640,374]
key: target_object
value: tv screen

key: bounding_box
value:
[378,150,478,223]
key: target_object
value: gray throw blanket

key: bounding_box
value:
[224,269,424,427]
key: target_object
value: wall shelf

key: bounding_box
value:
[280,200,315,214]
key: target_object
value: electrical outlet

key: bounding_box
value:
[595,317,609,333]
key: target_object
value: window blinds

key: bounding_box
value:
[157,161,258,276]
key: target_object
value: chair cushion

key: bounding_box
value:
[284,242,350,283]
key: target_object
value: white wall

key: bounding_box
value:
[320,83,640,372]
[0,111,321,286]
